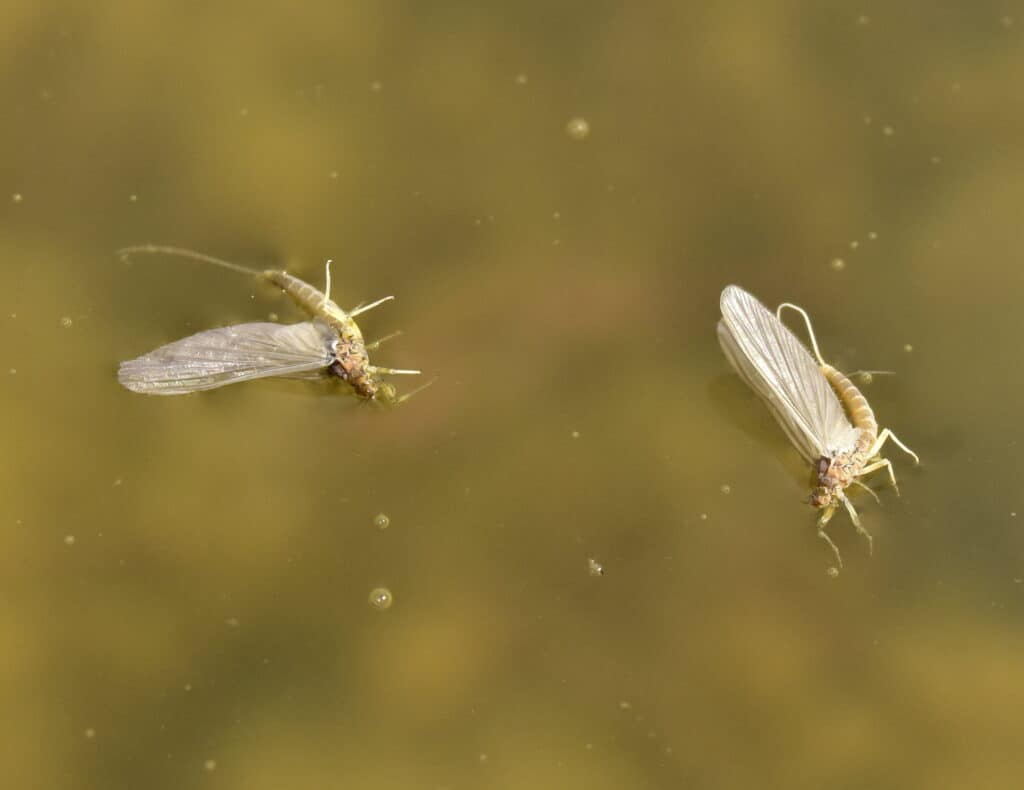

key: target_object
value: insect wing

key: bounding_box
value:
[119,320,337,395]
[718,285,858,461]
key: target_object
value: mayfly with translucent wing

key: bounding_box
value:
[117,245,427,404]
[717,285,918,568]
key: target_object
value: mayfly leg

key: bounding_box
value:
[816,505,844,569]
[369,365,421,376]
[365,330,403,351]
[868,428,920,465]
[857,457,899,495]
[776,302,827,366]
[839,494,874,556]
[349,295,395,318]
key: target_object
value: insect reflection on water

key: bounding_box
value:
[717,285,919,569]
[117,245,426,405]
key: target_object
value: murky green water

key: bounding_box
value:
[4,3,1024,788]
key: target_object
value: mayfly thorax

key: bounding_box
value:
[117,245,426,404]
[717,285,919,568]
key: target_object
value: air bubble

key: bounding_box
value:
[566,117,590,140]
[373,512,390,530]
[368,587,393,610]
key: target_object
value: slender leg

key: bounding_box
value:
[868,428,920,465]
[365,330,403,351]
[858,458,898,495]
[851,479,881,503]
[368,365,421,376]
[817,506,844,569]
[776,302,827,366]
[349,295,394,318]
[840,494,873,556]
[390,377,437,405]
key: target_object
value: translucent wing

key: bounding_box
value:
[119,320,337,395]
[718,285,858,461]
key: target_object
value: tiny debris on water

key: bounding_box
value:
[373,512,390,530]
[720,484,731,495]
[830,258,846,271]
[204,759,217,772]
[903,343,914,353]
[827,566,840,578]
[566,117,590,140]
[587,558,605,576]
[64,535,76,546]
[12,193,23,203]
[368,587,393,610]
[61,316,73,328]
[84,727,96,739]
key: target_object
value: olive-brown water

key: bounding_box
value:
[4,4,1024,788]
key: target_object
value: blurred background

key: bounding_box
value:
[3,1,1024,788]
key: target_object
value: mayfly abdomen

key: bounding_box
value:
[264,271,330,317]
[821,364,878,440]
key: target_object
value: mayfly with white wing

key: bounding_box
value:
[717,285,919,568]
[117,245,428,404]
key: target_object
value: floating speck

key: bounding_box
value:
[570,430,580,439]
[830,257,846,272]
[867,231,878,240]
[858,372,875,385]
[882,125,894,136]
[588,558,605,577]
[1011,512,1017,518]
[566,117,591,140]
[368,587,393,610]
[515,73,528,85]
[239,106,249,117]
[64,535,76,546]
[1002,15,1014,28]
[8,368,15,375]
[128,194,138,203]
[370,80,383,92]
[552,211,561,220]
[225,617,240,628]
[12,193,23,204]
[84,727,96,739]
[857,14,870,25]
[329,170,338,180]
[204,759,217,772]
[585,743,594,751]
[618,700,632,710]
[268,312,279,321]
[112,478,122,487]
[60,316,73,328]
[863,115,873,125]
[700,513,708,521]
[903,343,914,353]
[930,155,942,165]
[373,512,390,530]
[720,484,731,495]
[478,753,489,764]
[849,240,860,250]
[827,566,840,578]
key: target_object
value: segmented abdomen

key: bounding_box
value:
[822,364,878,439]
[263,270,327,317]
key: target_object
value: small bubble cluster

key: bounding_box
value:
[368,587,393,610]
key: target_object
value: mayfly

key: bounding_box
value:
[717,285,919,567]
[117,245,425,404]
